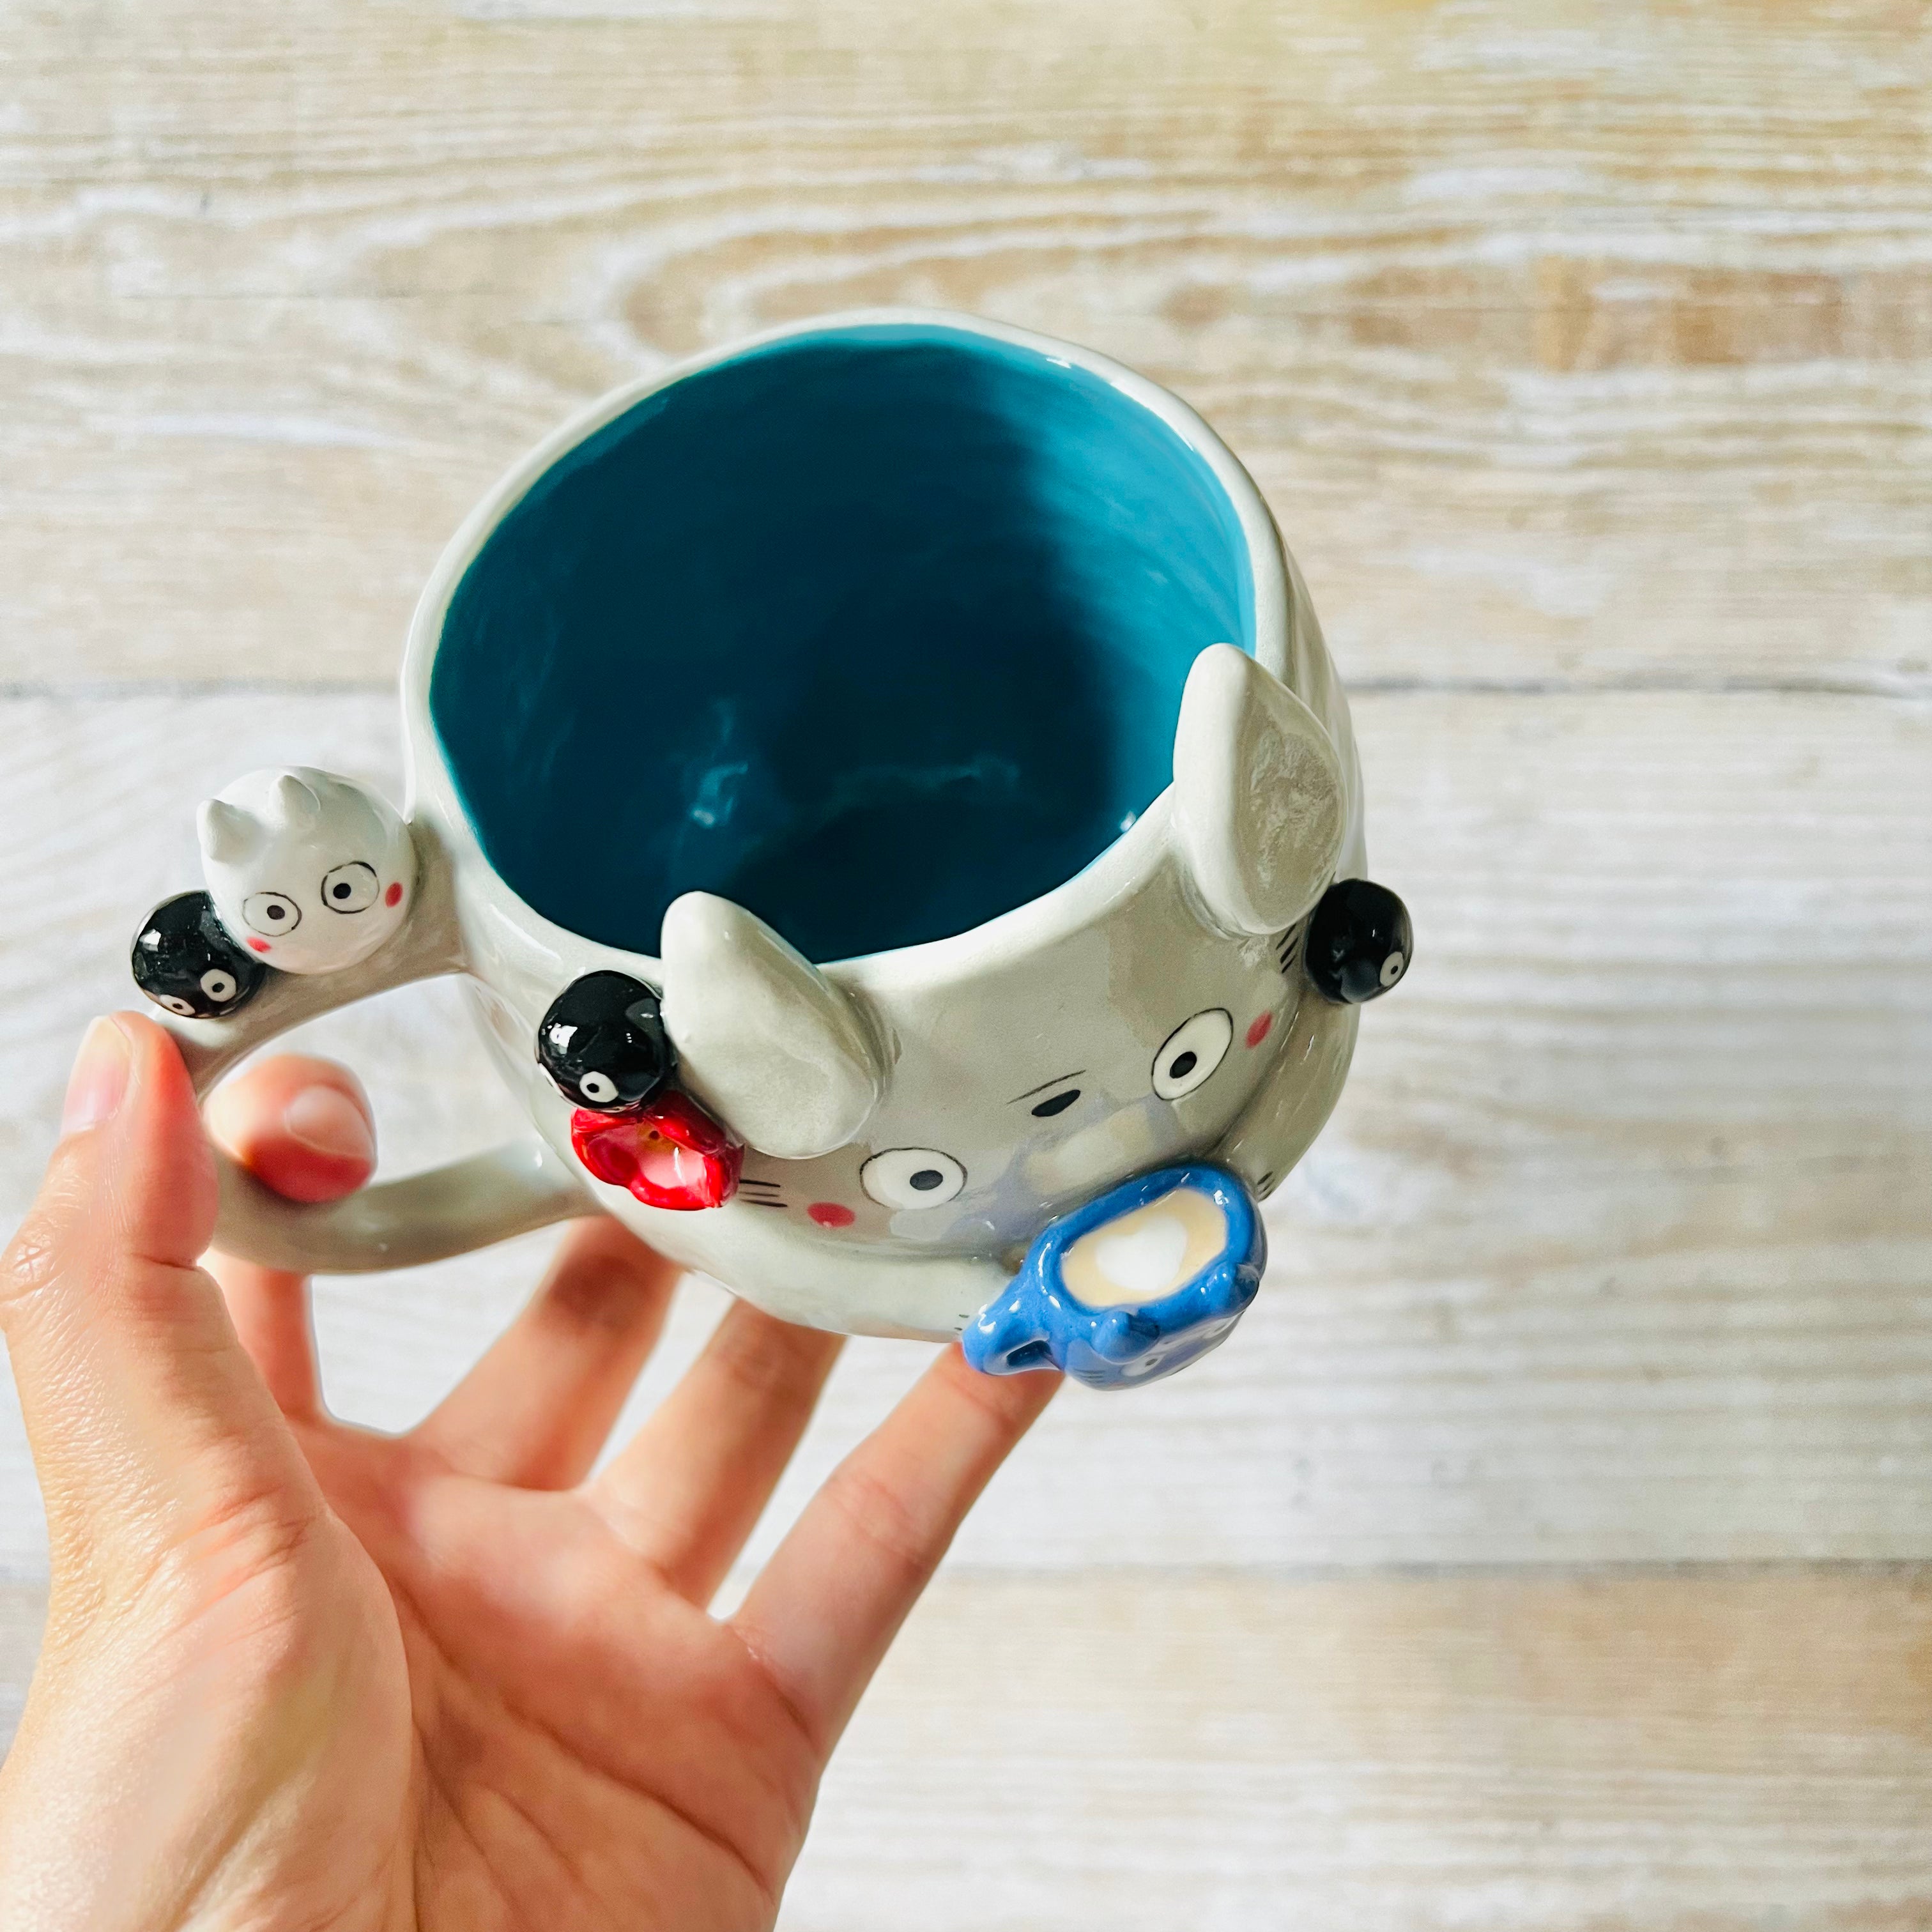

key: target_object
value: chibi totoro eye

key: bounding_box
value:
[861,1148,967,1211]
[1152,1009,1233,1100]
[321,861,379,915]
[242,891,302,936]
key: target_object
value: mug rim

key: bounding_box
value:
[400,306,1296,988]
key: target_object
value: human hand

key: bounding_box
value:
[0,1013,1057,1930]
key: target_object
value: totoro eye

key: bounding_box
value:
[321,861,379,915]
[199,968,238,1004]
[578,1070,620,1106]
[861,1147,966,1211]
[242,891,302,936]
[1152,1009,1233,1101]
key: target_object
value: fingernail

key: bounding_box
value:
[282,1085,376,1167]
[61,1017,132,1137]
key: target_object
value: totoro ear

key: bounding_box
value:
[659,893,884,1160]
[1172,642,1347,936]
[197,798,261,866]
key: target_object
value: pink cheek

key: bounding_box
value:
[808,1202,855,1229]
[1246,1011,1273,1048]
[384,882,404,908]
[247,938,271,954]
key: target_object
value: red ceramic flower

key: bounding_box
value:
[569,1091,743,1211]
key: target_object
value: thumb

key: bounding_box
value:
[1,1014,321,1584]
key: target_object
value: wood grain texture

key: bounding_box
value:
[784,1567,1932,1929]
[2,0,1928,692]
[0,1564,1924,1924]
[1,684,1924,1577]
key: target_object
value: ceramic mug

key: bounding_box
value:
[132,310,1412,1388]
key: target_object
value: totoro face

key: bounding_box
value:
[526,642,1400,1283]
[720,859,1305,1257]
[637,643,1356,1255]
[198,768,417,975]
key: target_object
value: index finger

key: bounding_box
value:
[0,1015,322,1567]
[730,1346,1058,1751]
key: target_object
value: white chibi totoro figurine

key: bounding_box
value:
[197,767,417,974]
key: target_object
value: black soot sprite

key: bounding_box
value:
[537,970,673,1113]
[1305,879,1414,1005]
[130,890,267,1019]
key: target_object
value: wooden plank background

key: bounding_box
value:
[1,1,1928,1922]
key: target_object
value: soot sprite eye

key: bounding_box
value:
[242,891,301,936]
[1379,949,1406,988]
[160,994,195,1017]
[578,1070,619,1105]
[861,1147,966,1211]
[1152,1009,1233,1101]
[321,861,379,914]
[200,968,238,1003]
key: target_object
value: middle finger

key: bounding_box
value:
[205,1054,381,1417]
[415,1215,679,1487]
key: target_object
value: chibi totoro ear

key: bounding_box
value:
[658,893,884,1161]
[273,770,322,824]
[197,798,261,866]
[1172,643,1347,936]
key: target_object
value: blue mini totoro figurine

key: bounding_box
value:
[965,1165,1265,1389]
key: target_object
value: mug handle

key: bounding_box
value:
[153,836,598,1275]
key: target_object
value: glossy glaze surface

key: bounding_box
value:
[176,310,1377,1352]
[535,969,673,1112]
[964,1163,1264,1388]
[570,1091,742,1211]
[130,889,266,1018]
[1306,877,1414,1004]
[429,324,1254,963]
[199,767,416,974]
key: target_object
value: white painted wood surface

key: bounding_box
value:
[784,1570,1932,1930]
[3,0,1928,698]
[1,1,1928,1920]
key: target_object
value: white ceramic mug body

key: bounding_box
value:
[397,309,1365,1342]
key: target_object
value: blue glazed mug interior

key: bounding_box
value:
[430,322,1255,963]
